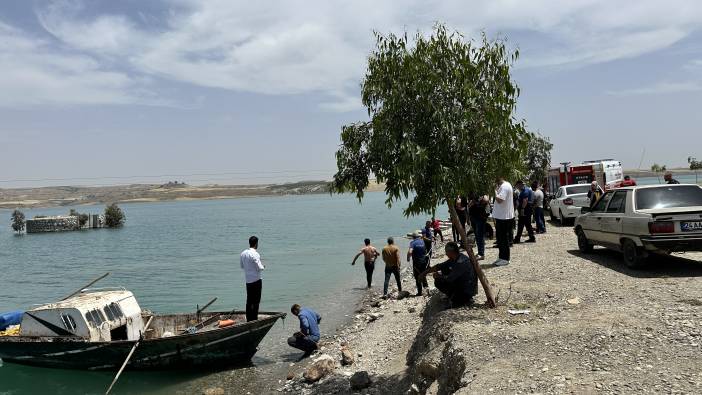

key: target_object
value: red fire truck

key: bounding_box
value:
[547,159,623,192]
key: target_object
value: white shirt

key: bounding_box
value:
[240,248,264,283]
[493,181,515,220]
[533,188,544,208]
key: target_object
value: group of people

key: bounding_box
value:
[239,236,322,360]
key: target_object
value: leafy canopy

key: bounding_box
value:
[332,25,532,216]
[104,203,126,228]
[11,209,25,233]
[525,133,553,184]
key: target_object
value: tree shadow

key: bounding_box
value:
[566,249,702,278]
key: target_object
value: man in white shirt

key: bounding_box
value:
[492,177,514,266]
[240,236,265,321]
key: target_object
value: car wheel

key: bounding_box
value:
[550,208,557,222]
[576,228,593,253]
[559,210,566,225]
[622,239,644,269]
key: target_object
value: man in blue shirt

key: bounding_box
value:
[514,180,536,243]
[407,231,429,296]
[288,304,322,359]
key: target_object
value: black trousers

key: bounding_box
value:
[412,257,429,295]
[434,277,474,307]
[288,336,318,353]
[494,219,512,261]
[245,279,262,322]
[363,261,375,288]
[515,205,535,242]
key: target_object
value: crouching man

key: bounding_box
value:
[288,304,322,360]
[420,242,478,308]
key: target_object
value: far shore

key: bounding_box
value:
[0,180,387,209]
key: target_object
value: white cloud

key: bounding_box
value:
[3,0,702,109]
[606,81,702,95]
[0,22,164,107]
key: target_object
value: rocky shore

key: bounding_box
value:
[276,223,702,394]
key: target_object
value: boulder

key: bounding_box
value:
[350,371,373,390]
[341,347,355,366]
[202,388,225,395]
[303,354,336,383]
[417,359,440,379]
[397,291,411,300]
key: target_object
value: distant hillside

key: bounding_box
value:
[0,181,334,209]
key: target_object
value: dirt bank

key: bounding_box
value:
[279,222,702,394]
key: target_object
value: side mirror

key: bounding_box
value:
[581,207,591,214]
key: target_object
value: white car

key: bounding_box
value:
[575,184,702,268]
[549,184,591,225]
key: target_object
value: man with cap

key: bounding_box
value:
[407,230,429,296]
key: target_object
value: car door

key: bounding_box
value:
[551,188,563,216]
[584,191,614,242]
[600,191,627,246]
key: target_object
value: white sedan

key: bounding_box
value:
[549,184,591,225]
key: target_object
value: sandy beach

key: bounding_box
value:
[275,222,702,395]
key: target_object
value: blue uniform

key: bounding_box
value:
[409,238,426,261]
[298,307,321,342]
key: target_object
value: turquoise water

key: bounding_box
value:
[0,192,438,394]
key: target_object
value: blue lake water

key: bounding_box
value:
[0,192,439,394]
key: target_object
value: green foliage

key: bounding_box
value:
[650,163,667,173]
[11,209,25,233]
[332,25,531,215]
[689,156,702,170]
[69,209,90,227]
[525,133,553,184]
[104,203,125,228]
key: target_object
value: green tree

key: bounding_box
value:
[104,203,125,228]
[11,209,25,234]
[332,25,532,307]
[525,133,553,184]
[689,156,702,170]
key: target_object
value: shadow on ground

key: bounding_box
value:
[567,248,702,278]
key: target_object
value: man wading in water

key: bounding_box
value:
[352,238,380,288]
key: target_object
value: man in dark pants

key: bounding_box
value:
[420,242,478,308]
[492,177,514,266]
[514,180,536,243]
[382,237,402,297]
[469,195,489,260]
[351,238,380,288]
[288,304,322,360]
[407,231,429,296]
[240,236,264,321]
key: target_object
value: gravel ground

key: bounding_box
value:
[279,222,702,395]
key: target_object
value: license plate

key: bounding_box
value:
[681,221,702,232]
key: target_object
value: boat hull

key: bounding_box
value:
[0,312,284,371]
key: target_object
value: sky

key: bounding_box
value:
[1,0,702,188]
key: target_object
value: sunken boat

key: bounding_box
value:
[0,288,285,370]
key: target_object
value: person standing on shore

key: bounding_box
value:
[514,180,536,244]
[288,304,321,359]
[492,177,514,266]
[240,236,264,322]
[407,231,429,296]
[431,217,444,242]
[664,172,680,184]
[381,237,402,297]
[468,194,489,260]
[452,196,468,242]
[588,181,604,208]
[422,220,434,257]
[532,181,546,234]
[352,239,380,288]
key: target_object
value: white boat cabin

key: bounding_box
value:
[20,289,145,342]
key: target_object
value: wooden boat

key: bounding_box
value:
[0,288,285,370]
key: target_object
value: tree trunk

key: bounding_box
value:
[446,197,496,308]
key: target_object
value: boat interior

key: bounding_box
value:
[144,311,257,340]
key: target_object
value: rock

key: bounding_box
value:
[567,297,581,305]
[286,371,295,380]
[408,384,420,394]
[303,354,336,383]
[371,300,382,308]
[350,371,373,390]
[417,359,440,379]
[398,290,411,300]
[408,307,417,313]
[341,347,355,366]
[203,388,225,395]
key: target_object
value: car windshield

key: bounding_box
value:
[636,186,702,210]
[565,185,590,195]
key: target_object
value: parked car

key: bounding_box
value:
[549,184,591,225]
[574,184,702,268]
